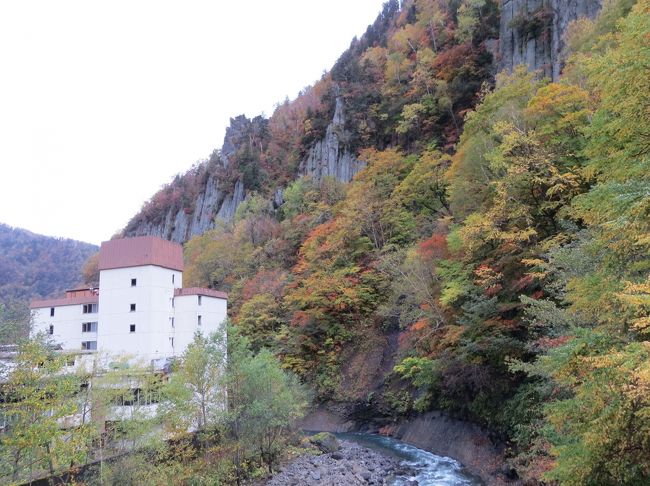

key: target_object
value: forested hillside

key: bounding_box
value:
[0,224,97,344]
[0,224,97,303]
[124,0,649,483]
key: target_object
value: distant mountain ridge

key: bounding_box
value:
[0,223,98,303]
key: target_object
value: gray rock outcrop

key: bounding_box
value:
[123,111,267,243]
[125,1,605,244]
[299,96,365,183]
[124,176,246,243]
[124,93,365,243]
[499,0,602,79]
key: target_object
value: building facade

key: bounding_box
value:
[30,236,227,366]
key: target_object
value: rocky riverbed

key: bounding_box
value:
[299,408,508,485]
[265,438,415,486]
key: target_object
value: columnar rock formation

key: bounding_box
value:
[498,0,602,79]
[298,97,366,182]
[124,96,363,243]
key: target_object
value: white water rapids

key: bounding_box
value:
[336,432,482,485]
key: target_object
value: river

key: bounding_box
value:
[336,432,482,485]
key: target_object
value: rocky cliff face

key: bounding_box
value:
[124,177,246,243]
[123,114,257,243]
[499,0,601,79]
[125,1,603,243]
[124,95,363,243]
[298,97,365,182]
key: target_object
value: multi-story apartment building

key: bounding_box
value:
[30,236,227,366]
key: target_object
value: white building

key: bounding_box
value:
[30,236,227,366]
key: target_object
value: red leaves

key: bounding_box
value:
[290,311,311,328]
[411,319,429,331]
[484,317,519,330]
[430,43,476,82]
[474,264,503,295]
[485,284,503,297]
[535,335,571,350]
[512,273,537,292]
[417,233,448,261]
[241,269,287,301]
[294,220,339,274]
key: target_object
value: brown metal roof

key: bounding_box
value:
[98,236,183,271]
[31,294,99,309]
[175,287,228,300]
[65,288,97,298]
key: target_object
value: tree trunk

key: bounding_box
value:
[407,38,417,54]
[428,21,438,52]
[46,442,56,484]
[12,450,21,482]
[449,106,460,131]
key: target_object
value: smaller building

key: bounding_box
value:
[30,236,227,366]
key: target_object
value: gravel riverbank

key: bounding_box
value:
[265,439,414,486]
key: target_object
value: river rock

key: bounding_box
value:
[265,439,401,486]
[309,432,341,453]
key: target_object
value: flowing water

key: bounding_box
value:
[336,432,483,485]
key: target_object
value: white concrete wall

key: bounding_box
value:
[27,257,228,435]
[31,265,227,365]
[97,265,181,361]
[173,295,227,352]
[32,304,97,351]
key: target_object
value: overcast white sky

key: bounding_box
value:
[0,0,385,245]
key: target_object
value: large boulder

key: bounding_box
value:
[308,432,341,453]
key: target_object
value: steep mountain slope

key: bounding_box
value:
[123,0,602,243]
[0,223,98,303]
[123,0,491,241]
[123,87,366,242]
[123,101,363,242]
[118,0,650,483]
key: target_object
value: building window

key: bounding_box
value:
[171,317,174,328]
[171,298,174,308]
[49,325,54,335]
[83,303,98,314]
[130,324,136,333]
[198,315,202,326]
[50,307,55,317]
[81,341,97,350]
[172,274,175,284]
[113,387,160,407]
[130,303,136,312]
[198,295,202,306]
[171,337,174,348]
[131,278,137,287]
[82,322,98,333]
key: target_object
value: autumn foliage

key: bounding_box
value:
[176,0,650,483]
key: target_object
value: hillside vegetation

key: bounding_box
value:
[123,0,496,238]
[0,224,97,343]
[128,0,648,483]
[0,328,308,485]
[0,224,97,302]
